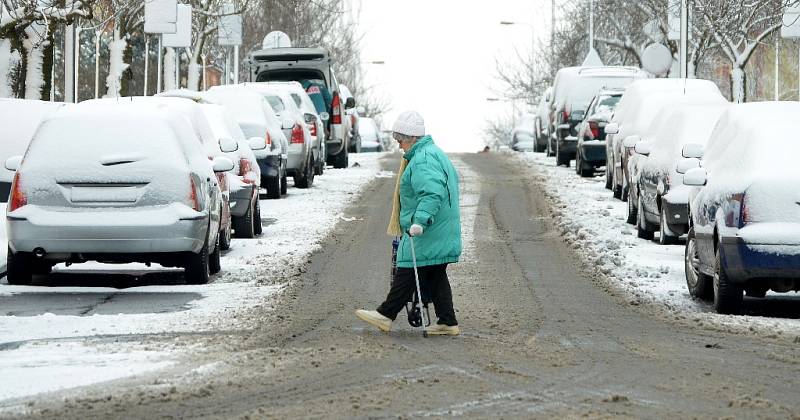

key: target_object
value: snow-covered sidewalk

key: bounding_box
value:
[0,153,387,407]
[511,152,800,337]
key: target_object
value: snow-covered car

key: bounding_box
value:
[242,83,316,188]
[604,78,725,202]
[357,117,384,152]
[535,88,553,153]
[206,85,289,199]
[86,96,239,251]
[550,66,647,166]
[5,103,232,285]
[200,104,263,239]
[682,102,800,315]
[0,99,66,202]
[247,47,351,168]
[340,84,361,154]
[630,101,729,244]
[510,114,536,152]
[261,81,327,175]
[574,88,624,177]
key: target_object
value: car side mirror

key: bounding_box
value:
[304,113,316,124]
[212,156,235,173]
[319,112,330,122]
[5,155,22,171]
[622,135,641,148]
[681,143,705,159]
[356,106,366,115]
[675,157,700,174]
[345,97,356,109]
[218,137,238,153]
[281,117,295,130]
[634,141,651,156]
[683,167,708,187]
[605,123,619,135]
[248,136,267,151]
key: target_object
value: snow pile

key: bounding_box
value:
[511,152,800,336]
[103,36,129,99]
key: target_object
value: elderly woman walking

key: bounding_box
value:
[356,111,462,336]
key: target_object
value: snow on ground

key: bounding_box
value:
[0,153,385,406]
[511,151,800,337]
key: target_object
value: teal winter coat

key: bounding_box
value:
[396,136,462,268]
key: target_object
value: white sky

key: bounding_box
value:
[357,1,553,152]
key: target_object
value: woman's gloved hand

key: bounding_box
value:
[409,224,424,237]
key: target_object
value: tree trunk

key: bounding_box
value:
[23,25,46,100]
[40,23,57,101]
[730,66,746,103]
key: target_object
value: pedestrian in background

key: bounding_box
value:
[356,110,462,336]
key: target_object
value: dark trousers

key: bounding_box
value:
[377,263,458,326]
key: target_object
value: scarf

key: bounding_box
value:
[386,157,408,236]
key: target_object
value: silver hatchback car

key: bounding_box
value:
[5,103,233,285]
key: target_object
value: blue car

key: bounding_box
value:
[683,102,800,314]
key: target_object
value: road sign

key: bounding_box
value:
[145,0,178,34]
[218,14,243,46]
[782,5,800,39]
[163,5,192,48]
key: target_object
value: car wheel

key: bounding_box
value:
[294,155,314,188]
[658,207,679,245]
[578,155,593,177]
[280,166,288,196]
[612,171,623,200]
[219,216,232,251]
[265,174,281,199]
[713,246,743,314]
[253,201,263,236]
[604,161,613,190]
[685,227,713,300]
[209,236,221,275]
[626,189,637,225]
[636,195,654,240]
[6,247,32,285]
[233,200,255,239]
[575,151,582,175]
[331,150,349,169]
[185,240,211,285]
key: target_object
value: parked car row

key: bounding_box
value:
[0,77,360,286]
[518,69,800,315]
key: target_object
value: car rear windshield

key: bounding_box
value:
[256,69,326,86]
[569,77,634,111]
[27,115,185,165]
[595,95,622,114]
[266,95,285,113]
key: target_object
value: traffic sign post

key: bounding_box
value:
[144,0,178,94]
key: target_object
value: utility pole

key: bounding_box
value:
[551,0,556,75]
[64,23,76,103]
[679,0,689,78]
[775,37,780,101]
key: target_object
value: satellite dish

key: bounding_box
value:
[641,43,673,77]
[262,31,292,49]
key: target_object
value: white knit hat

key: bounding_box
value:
[392,110,426,137]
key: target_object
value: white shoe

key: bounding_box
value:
[426,324,460,336]
[355,310,392,332]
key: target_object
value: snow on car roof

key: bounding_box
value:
[612,78,725,127]
[553,66,648,111]
[205,85,281,128]
[643,101,730,170]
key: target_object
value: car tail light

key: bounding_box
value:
[589,121,601,139]
[188,177,200,211]
[291,123,304,144]
[265,131,272,146]
[332,93,342,125]
[350,114,356,127]
[725,193,749,227]
[9,172,26,212]
[562,110,569,122]
[238,158,255,184]
[309,122,317,137]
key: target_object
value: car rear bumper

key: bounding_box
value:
[579,141,606,164]
[7,204,208,255]
[257,155,282,178]
[230,184,257,217]
[720,238,800,282]
[662,201,689,235]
